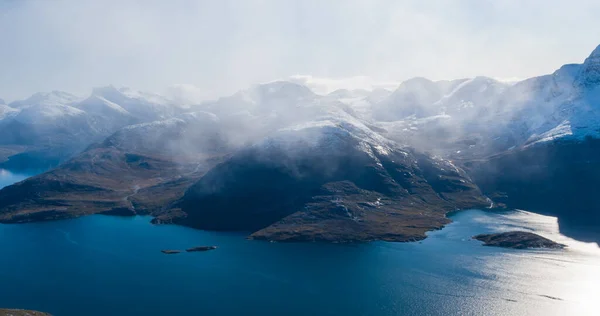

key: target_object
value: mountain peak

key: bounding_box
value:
[399,77,435,87]
[252,81,315,100]
[576,44,600,88]
[9,90,81,108]
[91,85,122,98]
[589,44,600,58]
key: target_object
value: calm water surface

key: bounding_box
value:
[1,171,599,316]
[0,169,32,188]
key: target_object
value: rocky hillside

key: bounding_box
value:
[0,87,189,171]
[177,118,489,241]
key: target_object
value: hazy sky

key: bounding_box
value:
[1,0,600,101]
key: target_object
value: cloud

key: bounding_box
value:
[287,75,400,94]
[493,77,526,85]
[163,84,209,105]
[1,0,599,101]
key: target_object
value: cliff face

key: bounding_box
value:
[464,137,600,227]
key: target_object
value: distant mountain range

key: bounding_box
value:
[1,44,599,242]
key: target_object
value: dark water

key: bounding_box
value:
[0,172,599,315]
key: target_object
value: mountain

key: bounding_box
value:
[87,86,180,122]
[465,138,600,228]
[324,88,392,120]
[0,87,188,171]
[0,103,17,121]
[176,117,488,241]
[0,82,489,242]
[1,45,600,242]
[459,45,600,238]
[0,112,229,223]
[367,77,510,158]
[576,44,600,88]
[372,78,469,121]
[8,91,82,109]
[0,91,97,170]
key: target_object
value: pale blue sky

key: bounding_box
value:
[1,0,600,101]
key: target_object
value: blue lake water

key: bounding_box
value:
[0,169,32,188]
[1,171,599,315]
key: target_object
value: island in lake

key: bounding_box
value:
[473,231,566,249]
[160,250,181,255]
[186,246,217,252]
[0,309,51,316]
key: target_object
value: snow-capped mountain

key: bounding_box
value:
[0,104,18,121]
[489,45,600,148]
[0,91,91,146]
[322,88,390,120]
[1,44,599,173]
[355,45,600,158]
[2,44,600,242]
[372,77,469,121]
[99,110,224,160]
[8,91,82,109]
[576,44,600,89]
[87,86,181,122]
[0,87,192,170]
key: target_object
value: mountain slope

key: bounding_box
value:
[177,118,489,241]
[0,87,189,171]
[0,113,228,223]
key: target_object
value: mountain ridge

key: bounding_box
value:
[1,44,600,242]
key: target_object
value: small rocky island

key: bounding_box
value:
[473,231,566,249]
[160,250,181,254]
[186,246,217,252]
[160,246,217,254]
[0,309,52,316]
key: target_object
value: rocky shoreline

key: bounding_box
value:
[0,309,51,316]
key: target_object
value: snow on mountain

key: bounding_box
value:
[372,78,467,121]
[202,81,316,117]
[0,104,18,121]
[195,81,350,147]
[365,88,393,104]
[0,90,89,126]
[576,44,600,89]
[2,43,599,167]
[100,110,225,160]
[363,45,600,157]
[8,91,82,109]
[77,94,131,116]
[492,46,600,147]
[13,103,86,125]
[524,120,573,146]
[0,93,92,140]
[322,89,391,120]
[434,76,507,117]
[88,85,180,122]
